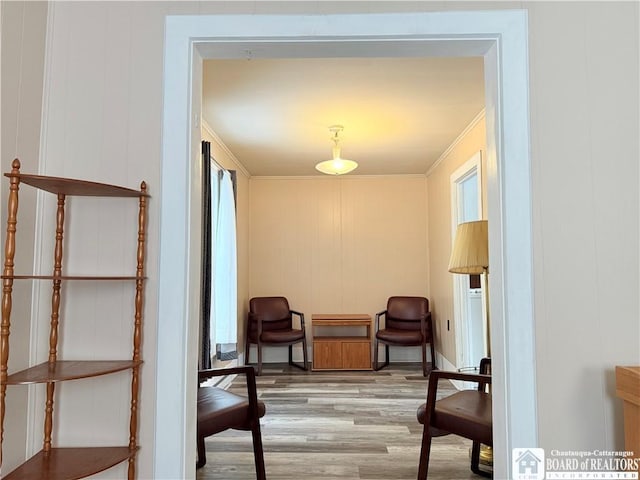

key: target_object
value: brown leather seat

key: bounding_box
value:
[417,358,492,479]
[245,296,309,376]
[197,366,266,479]
[373,296,436,376]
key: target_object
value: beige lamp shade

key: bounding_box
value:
[448,220,489,274]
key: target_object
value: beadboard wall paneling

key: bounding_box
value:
[5,1,638,476]
[528,1,639,452]
[249,176,429,355]
[24,2,169,477]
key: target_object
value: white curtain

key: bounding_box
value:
[211,170,237,346]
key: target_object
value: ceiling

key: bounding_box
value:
[202,56,485,177]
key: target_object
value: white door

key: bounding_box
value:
[451,151,484,371]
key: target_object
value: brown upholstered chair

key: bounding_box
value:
[245,296,309,376]
[416,358,492,479]
[373,296,436,376]
[197,366,266,479]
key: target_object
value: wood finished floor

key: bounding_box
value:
[196,364,486,480]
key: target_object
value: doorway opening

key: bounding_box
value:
[451,151,485,371]
[159,10,535,479]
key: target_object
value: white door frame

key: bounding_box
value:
[450,151,484,371]
[158,11,535,479]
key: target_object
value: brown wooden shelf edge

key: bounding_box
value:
[1,275,147,280]
[4,172,149,197]
[6,360,143,385]
[3,446,138,480]
[1,160,148,480]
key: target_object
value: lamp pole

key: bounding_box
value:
[483,267,491,358]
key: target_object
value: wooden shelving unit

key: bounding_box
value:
[1,159,148,479]
[311,314,372,371]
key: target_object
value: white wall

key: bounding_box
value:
[527,1,639,452]
[1,1,48,474]
[2,0,638,477]
[2,2,165,477]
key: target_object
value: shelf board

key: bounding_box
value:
[5,173,148,197]
[311,314,372,321]
[6,360,142,385]
[312,321,372,328]
[4,446,138,480]
[1,275,145,280]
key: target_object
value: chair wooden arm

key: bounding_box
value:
[198,366,260,416]
[290,309,305,330]
[426,370,492,416]
[375,310,387,332]
[198,365,258,382]
[479,357,491,375]
[429,370,492,385]
[419,312,431,337]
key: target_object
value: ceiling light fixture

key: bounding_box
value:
[315,125,358,175]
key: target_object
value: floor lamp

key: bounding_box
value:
[448,219,492,468]
[448,219,490,357]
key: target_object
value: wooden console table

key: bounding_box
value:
[616,366,640,459]
[312,314,372,371]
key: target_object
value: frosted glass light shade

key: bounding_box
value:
[316,126,358,175]
[315,158,358,175]
[448,220,489,274]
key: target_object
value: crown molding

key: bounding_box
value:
[202,120,251,178]
[426,108,486,177]
[250,173,427,181]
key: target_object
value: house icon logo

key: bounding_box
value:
[512,448,545,480]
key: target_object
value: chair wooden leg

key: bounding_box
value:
[250,420,266,480]
[245,338,251,366]
[196,434,206,469]
[471,441,481,473]
[373,341,391,371]
[245,320,251,366]
[257,344,263,376]
[373,338,380,371]
[302,339,309,371]
[417,425,432,480]
[287,341,309,371]
[421,342,428,377]
[430,340,437,370]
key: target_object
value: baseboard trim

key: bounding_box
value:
[437,353,468,390]
[246,345,434,365]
